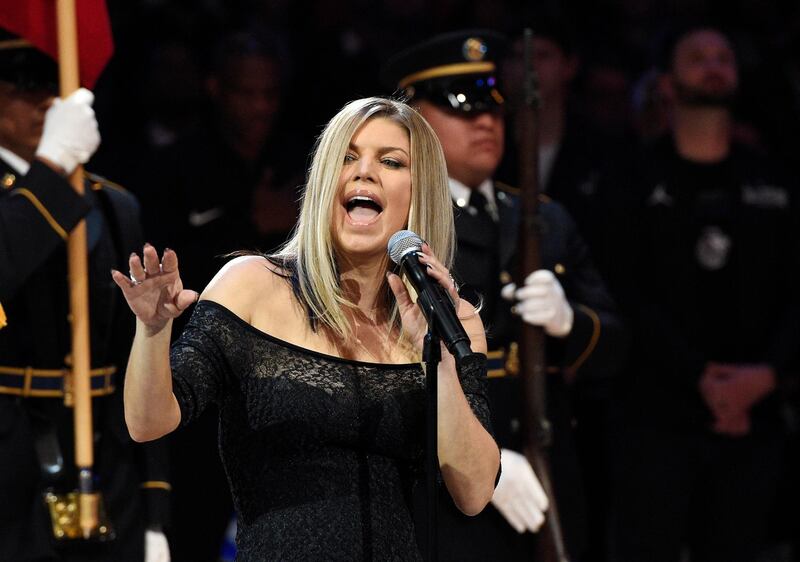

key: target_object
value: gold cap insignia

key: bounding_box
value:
[462,38,487,62]
[2,173,16,189]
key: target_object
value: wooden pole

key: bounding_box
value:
[55,0,98,538]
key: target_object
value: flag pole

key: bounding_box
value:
[55,0,98,538]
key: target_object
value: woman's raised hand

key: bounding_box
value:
[386,242,462,352]
[111,244,198,332]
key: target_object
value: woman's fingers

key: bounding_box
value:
[386,272,413,310]
[142,243,161,277]
[128,245,178,285]
[114,246,194,325]
[111,268,133,291]
[175,289,199,311]
[417,244,458,302]
[161,247,178,274]
[160,289,197,318]
[129,251,146,284]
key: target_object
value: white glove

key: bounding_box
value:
[35,87,100,174]
[491,448,549,534]
[145,529,170,562]
[502,269,573,337]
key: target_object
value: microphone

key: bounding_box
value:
[388,230,473,363]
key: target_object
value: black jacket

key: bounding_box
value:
[617,137,800,432]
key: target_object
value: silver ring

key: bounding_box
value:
[129,272,143,286]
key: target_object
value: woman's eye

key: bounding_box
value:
[382,159,404,169]
[344,153,356,163]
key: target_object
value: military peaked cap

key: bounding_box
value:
[0,28,58,93]
[382,29,507,113]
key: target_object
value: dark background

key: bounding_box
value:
[90,0,800,185]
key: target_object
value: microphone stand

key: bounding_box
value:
[423,329,440,562]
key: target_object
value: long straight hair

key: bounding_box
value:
[271,97,454,343]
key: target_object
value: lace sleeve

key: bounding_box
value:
[457,352,502,485]
[170,302,230,426]
[457,353,493,438]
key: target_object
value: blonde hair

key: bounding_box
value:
[271,97,454,341]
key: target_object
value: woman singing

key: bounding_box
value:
[112,97,500,560]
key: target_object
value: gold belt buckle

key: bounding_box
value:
[43,491,115,542]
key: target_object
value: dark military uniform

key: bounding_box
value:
[0,157,170,561]
[438,182,627,561]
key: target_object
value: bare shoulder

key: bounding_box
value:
[456,298,487,354]
[199,255,291,323]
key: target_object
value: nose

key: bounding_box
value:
[251,92,279,119]
[472,110,500,130]
[353,155,378,183]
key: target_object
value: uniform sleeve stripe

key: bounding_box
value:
[567,304,601,372]
[140,481,172,491]
[11,188,68,240]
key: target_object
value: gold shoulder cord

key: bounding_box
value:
[11,188,68,240]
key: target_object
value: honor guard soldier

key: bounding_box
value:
[0,31,170,561]
[384,30,628,561]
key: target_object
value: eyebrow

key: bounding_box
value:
[348,143,410,157]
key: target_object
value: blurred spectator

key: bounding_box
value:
[577,52,634,138]
[90,5,206,187]
[498,20,636,276]
[611,24,799,562]
[140,29,302,288]
[140,39,205,151]
[631,66,672,142]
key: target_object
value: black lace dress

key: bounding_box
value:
[170,300,491,561]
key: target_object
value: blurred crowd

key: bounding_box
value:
[35,0,800,560]
[91,0,800,180]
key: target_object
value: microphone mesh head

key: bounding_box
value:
[387,230,423,264]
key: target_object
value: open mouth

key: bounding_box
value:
[345,194,384,223]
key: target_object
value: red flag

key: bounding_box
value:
[0,0,113,89]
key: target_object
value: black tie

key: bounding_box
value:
[469,190,498,240]
[466,189,501,323]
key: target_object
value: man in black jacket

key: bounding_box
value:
[611,25,799,562]
[384,30,628,561]
[0,32,170,561]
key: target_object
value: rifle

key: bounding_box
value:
[515,28,570,562]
